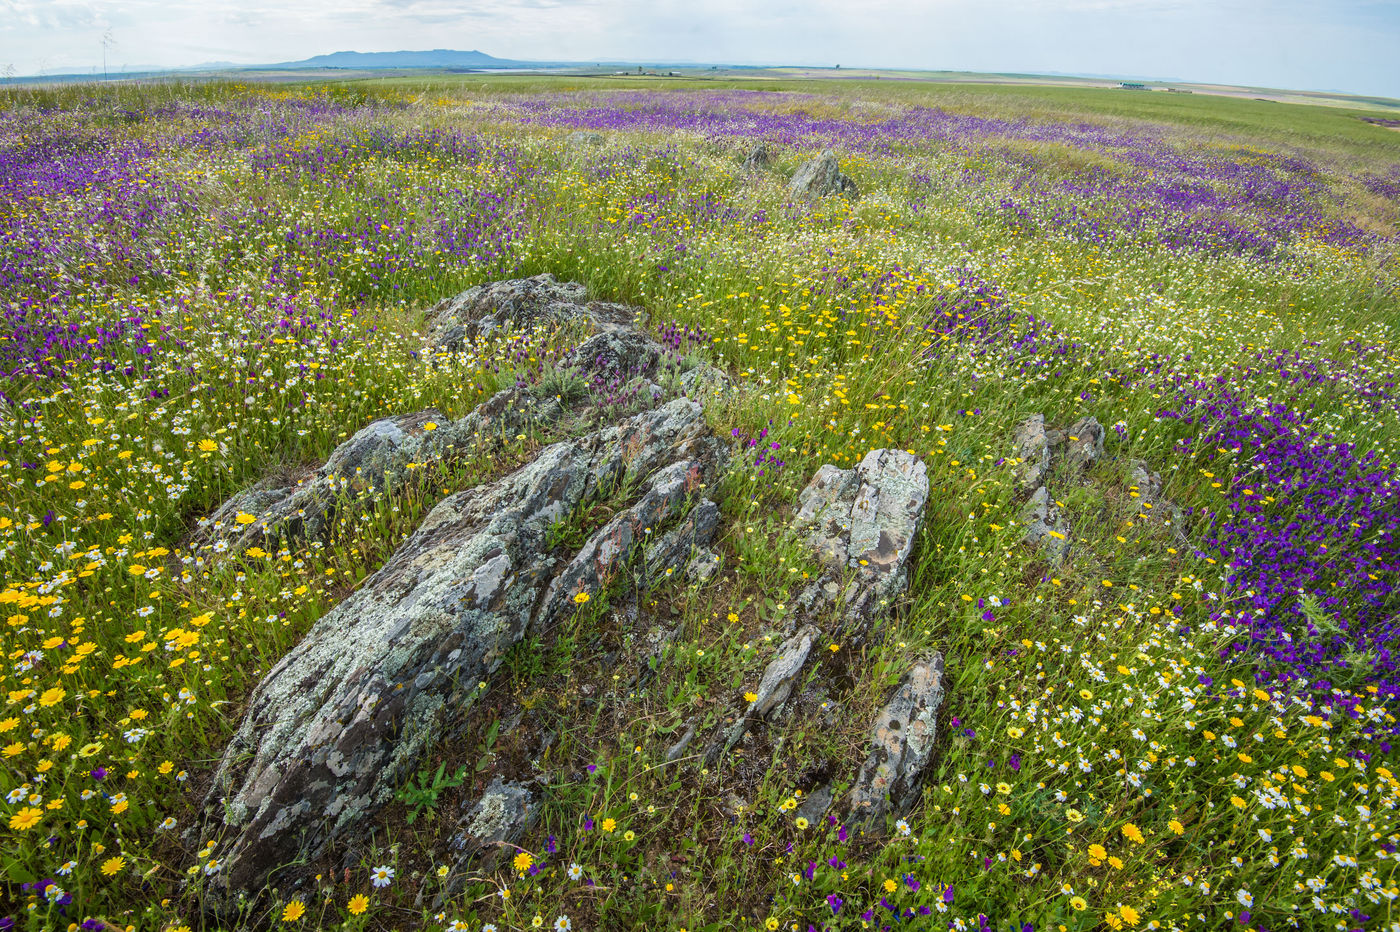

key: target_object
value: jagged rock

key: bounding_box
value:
[422,273,639,352]
[742,143,773,171]
[1064,416,1105,473]
[191,409,447,555]
[751,626,817,718]
[848,653,946,827]
[789,150,859,200]
[1022,486,1071,563]
[791,449,928,630]
[197,281,728,561]
[432,778,537,909]
[1011,414,1055,495]
[1129,460,1188,544]
[195,397,722,897]
[666,722,698,762]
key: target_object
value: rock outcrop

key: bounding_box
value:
[192,278,724,561]
[422,272,637,352]
[197,397,723,895]
[193,278,730,899]
[1011,414,1105,563]
[789,150,859,200]
[742,143,773,172]
[790,448,929,631]
[848,653,947,826]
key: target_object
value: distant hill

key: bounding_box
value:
[264,49,539,70]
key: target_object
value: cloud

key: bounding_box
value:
[0,0,105,30]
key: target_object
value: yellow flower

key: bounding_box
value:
[1121,823,1145,844]
[1118,904,1140,926]
[1168,819,1184,835]
[423,422,438,431]
[1070,896,1087,910]
[1087,843,1107,861]
[1006,726,1024,739]
[2,742,24,758]
[513,851,534,873]
[39,687,65,707]
[198,439,219,452]
[795,817,808,830]
[573,592,590,605]
[234,512,256,525]
[101,856,126,876]
[883,878,897,893]
[8,807,42,831]
[601,817,615,832]
[766,920,779,931]
[281,900,306,922]
[128,564,147,576]
[1064,809,1084,823]
[743,691,758,703]
[347,894,369,915]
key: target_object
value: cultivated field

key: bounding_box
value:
[3,76,1399,931]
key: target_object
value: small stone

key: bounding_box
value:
[789,150,859,200]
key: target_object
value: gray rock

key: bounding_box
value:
[666,722,698,762]
[789,150,859,200]
[751,626,817,718]
[422,273,591,350]
[196,397,722,896]
[742,143,773,172]
[567,130,604,147]
[796,783,834,825]
[1011,414,1054,495]
[685,547,721,583]
[791,448,928,630]
[1129,460,1188,544]
[191,409,448,555]
[459,777,535,849]
[1064,416,1105,473]
[849,653,947,827]
[1022,486,1071,563]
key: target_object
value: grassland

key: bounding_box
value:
[2,74,1399,932]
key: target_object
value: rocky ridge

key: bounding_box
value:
[192,277,946,904]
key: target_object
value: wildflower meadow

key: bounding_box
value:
[2,77,1399,932]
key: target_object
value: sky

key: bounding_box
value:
[2,0,1398,99]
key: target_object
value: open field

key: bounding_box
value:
[2,75,1400,931]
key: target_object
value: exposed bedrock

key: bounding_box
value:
[192,279,726,560]
[196,397,724,897]
[789,150,860,200]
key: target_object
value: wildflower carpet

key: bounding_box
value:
[2,76,1400,932]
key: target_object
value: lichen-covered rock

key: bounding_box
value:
[789,150,859,200]
[422,273,638,352]
[190,409,447,555]
[567,130,604,147]
[848,653,947,826]
[1022,486,1071,563]
[1011,414,1056,495]
[742,143,773,172]
[791,448,929,629]
[196,397,722,897]
[751,626,817,718]
[1064,416,1105,473]
[1129,460,1188,544]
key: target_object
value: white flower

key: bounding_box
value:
[1236,888,1253,908]
[554,918,572,932]
[370,864,394,888]
[895,818,911,836]
[567,862,583,880]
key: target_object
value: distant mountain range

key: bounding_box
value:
[262,49,543,70]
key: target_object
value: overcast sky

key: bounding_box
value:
[3,0,1397,99]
